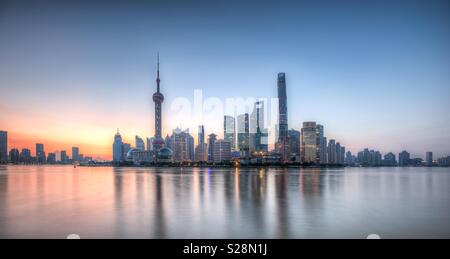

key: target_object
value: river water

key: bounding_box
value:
[0,165,449,239]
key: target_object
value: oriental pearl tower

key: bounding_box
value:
[152,53,165,152]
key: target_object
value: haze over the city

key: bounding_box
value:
[0,0,449,160]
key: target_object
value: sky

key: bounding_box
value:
[0,0,449,160]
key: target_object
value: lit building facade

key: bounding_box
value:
[301,122,320,164]
[237,113,250,160]
[224,116,236,151]
[113,130,123,162]
[213,139,231,163]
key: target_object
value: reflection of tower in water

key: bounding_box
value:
[275,168,290,238]
[153,173,166,238]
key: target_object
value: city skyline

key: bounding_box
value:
[1,0,449,159]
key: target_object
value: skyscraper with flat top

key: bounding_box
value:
[276,73,289,162]
[301,122,320,164]
[316,124,327,164]
[207,133,217,162]
[36,143,46,163]
[224,116,236,151]
[152,53,165,152]
[328,139,336,164]
[426,152,433,166]
[213,139,231,163]
[72,147,79,161]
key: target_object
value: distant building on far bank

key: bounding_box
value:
[426,152,433,166]
[0,131,7,163]
[398,150,410,167]
[213,140,231,163]
[437,156,450,166]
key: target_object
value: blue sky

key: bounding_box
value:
[0,0,449,158]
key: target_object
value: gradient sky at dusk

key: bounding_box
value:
[0,0,449,159]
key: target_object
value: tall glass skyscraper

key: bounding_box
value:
[198,125,205,145]
[276,73,289,162]
[113,129,123,162]
[251,101,267,153]
[426,152,433,166]
[327,139,336,164]
[72,147,79,161]
[195,125,207,162]
[224,116,236,151]
[207,133,217,162]
[288,129,301,162]
[36,143,45,163]
[316,124,327,164]
[301,122,320,164]
[237,113,250,159]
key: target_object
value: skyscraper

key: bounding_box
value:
[288,129,301,162]
[301,122,320,164]
[224,116,236,151]
[195,125,208,162]
[146,137,154,151]
[198,125,205,145]
[345,151,354,165]
[237,113,250,160]
[336,142,341,165]
[426,152,433,166]
[251,101,267,153]
[135,135,145,151]
[60,150,68,163]
[168,128,194,163]
[20,149,31,163]
[0,131,7,163]
[113,129,123,162]
[316,124,327,164]
[327,139,336,164]
[341,146,346,165]
[207,133,217,162]
[187,132,195,162]
[165,135,172,149]
[122,143,131,159]
[36,143,46,164]
[213,140,231,163]
[383,152,397,166]
[171,128,188,163]
[398,150,410,167]
[276,73,289,162]
[72,147,79,162]
[152,53,165,152]
[47,153,56,164]
[9,148,19,164]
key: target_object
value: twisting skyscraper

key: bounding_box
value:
[152,53,165,152]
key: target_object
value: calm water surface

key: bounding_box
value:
[0,165,449,239]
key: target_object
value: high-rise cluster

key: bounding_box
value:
[1,130,91,165]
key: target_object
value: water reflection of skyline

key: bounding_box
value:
[0,166,449,238]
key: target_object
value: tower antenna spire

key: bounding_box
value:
[156,52,160,92]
